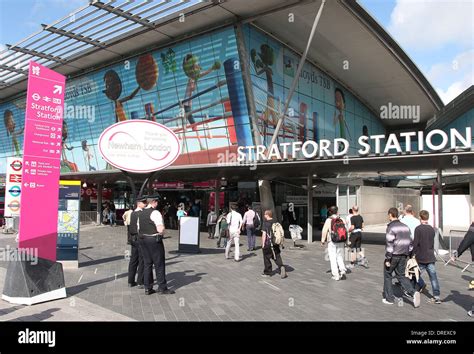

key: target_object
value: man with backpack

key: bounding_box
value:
[216,208,229,248]
[206,206,218,239]
[261,209,287,278]
[321,206,348,281]
[242,205,260,251]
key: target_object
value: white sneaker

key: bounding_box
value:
[382,298,394,305]
[331,276,340,281]
[413,291,421,308]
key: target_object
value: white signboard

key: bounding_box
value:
[178,216,200,253]
[4,157,23,217]
[98,120,181,173]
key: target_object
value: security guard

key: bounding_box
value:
[127,196,148,288]
[138,195,175,295]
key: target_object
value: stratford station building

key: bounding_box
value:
[0,0,473,242]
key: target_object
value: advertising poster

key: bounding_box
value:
[57,180,81,261]
[243,25,386,156]
[18,61,65,262]
[0,27,253,173]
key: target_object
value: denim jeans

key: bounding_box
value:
[417,262,440,297]
[109,212,116,225]
[383,255,415,302]
[246,225,256,250]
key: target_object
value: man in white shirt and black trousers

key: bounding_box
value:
[138,195,175,295]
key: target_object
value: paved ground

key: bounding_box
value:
[0,224,472,321]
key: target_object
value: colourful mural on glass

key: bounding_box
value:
[0,27,252,173]
[242,24,386,156]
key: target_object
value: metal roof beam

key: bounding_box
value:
[0,64,28,75]
[91,0,156,29]
[6,44,67,64]
[41,24,107,49]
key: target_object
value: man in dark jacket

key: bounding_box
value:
[128,197,149,288]
[413,210,441,304]
[453,221,474,262]
[138,195,174,295]
[383,207,420,308]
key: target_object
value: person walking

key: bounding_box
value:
[123,206,133,244]
[127,197,150,289]
[168,203,177,229]
[242,205,257,251]
[400,205,420,239]
[176,203,187,230]
[102,204,110,225]
[225,204,243,261]
[413,210,441,304]
[348,205,367,268]
[216,208,229,248]
[138,196,174,295]
[321,206,348,281]
[109,201,117,226]
[261,209,287,278]
[383,207,420,307]
[453,221,474,262]
[345,209,353,231]
[206,206,218,239]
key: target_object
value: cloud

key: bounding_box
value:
[427,50,474,104]
[435,75,473,104]
[428,50,474,84]
[388,0,473,50]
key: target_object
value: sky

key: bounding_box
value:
[0,0,473,105]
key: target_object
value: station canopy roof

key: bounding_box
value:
[63,150,474,186]
[1,0,443,126]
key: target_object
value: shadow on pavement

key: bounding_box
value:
[0,305,23,316]
[67,273,128,296]
[167,270,206,291]
[80,255,125,267]
[240,253,257,261]
[169,248,223,255]
[443,290,473,311]
[461,274,473,283]
[8,308,60,322]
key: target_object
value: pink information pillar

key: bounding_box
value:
[18,61,65,262]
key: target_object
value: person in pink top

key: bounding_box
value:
[242,205,258,251]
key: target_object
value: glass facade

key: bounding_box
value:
[0,27,252,174]
[0,24,389,174]
[242,24,386,156]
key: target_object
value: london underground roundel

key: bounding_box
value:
[98,120,181,173]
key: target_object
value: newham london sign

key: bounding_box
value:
[98,120,181,173]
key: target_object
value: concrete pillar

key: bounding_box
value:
[96,181,102,226]
[215,180,220,213]
[259,180,275,216]
[437,169,443,231]
[470,181,474,223]
[235,24,276,219]
[307,175,313,243]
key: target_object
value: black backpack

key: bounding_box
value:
[253,212,261,229]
